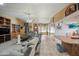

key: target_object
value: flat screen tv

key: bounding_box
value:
[0,28,10,35]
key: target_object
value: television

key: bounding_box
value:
[0,28,10,35]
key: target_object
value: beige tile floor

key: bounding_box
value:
[40,35,69,56]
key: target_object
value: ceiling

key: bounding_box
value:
[0,3,69,23]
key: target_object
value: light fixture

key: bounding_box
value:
[0,2,4,5]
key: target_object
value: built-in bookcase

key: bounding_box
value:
[0,16,11,43]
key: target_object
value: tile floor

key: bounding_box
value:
[40,35,69,56]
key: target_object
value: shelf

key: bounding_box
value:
[0,16,11,44]
[0,35,4,43]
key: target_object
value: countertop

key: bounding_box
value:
[60,36,79,44]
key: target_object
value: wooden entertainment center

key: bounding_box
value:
[0,16,11,43]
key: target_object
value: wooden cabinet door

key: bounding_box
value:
[0,35,4,43]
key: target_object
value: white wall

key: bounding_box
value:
[55,23,77,36]
[41,26,47,32]
[38,24,48,34]
[50,26,55,33]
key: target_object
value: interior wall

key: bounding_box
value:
[38,24,48,35]
[50,26,55,33]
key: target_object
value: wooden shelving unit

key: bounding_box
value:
[0,16,11,44]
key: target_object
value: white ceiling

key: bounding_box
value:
[0,3,69,23]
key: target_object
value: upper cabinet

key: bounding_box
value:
[52,3,79,23]
[53,8,66,23]
[0,16,11,27]
[65,4,77,16]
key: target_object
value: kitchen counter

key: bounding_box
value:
[60,36,79,56]
[60,36,79,44]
